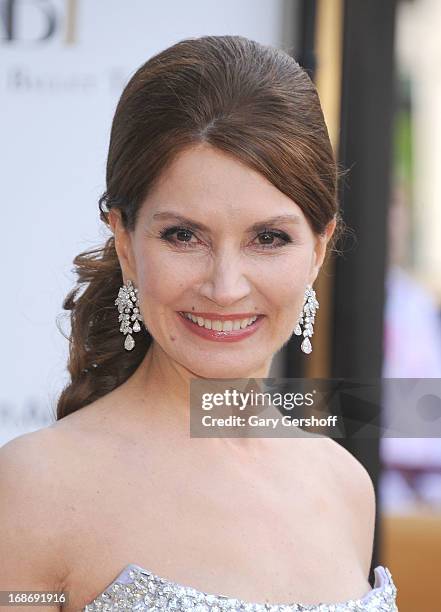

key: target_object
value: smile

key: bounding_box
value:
[182,312,259,331]
[177,312,265,342]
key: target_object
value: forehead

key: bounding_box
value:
[140,143,305,223]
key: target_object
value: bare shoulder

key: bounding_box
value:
[0,426,68,507]
[324,438,377,574]
[0,424,73,483]
[324,438,376,507]
[0,428,72,607]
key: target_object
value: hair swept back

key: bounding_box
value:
[56,34,346,420]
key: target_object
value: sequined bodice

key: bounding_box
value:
[83,564,398,611]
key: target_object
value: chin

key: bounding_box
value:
[183,357,267,380]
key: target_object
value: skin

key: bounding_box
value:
[0,142,377,611]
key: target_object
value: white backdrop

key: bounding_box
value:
[0,0,297,444]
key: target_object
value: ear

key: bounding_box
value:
[108,208,137,284]
[308,216,337,285]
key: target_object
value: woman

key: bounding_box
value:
[0,35,398,611]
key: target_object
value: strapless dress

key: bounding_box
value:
[83,563,398,611]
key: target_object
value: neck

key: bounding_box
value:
[125,341,282,449]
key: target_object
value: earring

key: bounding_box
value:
[294,284,319,354]
[115,279,143,351]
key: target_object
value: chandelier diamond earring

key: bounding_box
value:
[294,284,319,354]
[115,279,143,351]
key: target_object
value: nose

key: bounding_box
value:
[198,248,252,307]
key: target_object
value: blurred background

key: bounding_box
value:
[1,0,440,609]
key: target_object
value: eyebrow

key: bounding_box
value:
[151,211,302,232]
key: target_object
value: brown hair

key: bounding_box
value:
[56,34,345,420]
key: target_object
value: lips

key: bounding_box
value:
[177,311,265,343]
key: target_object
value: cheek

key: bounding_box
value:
[260,252,311,306]
[135,251,196,307]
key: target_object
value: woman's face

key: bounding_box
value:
[110,143,335,378]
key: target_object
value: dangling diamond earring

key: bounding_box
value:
[294,284,319,354]
[115,279,143,351]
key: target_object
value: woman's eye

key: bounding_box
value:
[173,228,195,242]
[159,226,199,246]
[255,230,292,249]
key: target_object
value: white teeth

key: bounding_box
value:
[182,313,258,331]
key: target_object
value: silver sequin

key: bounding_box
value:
[83,565,398,612]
